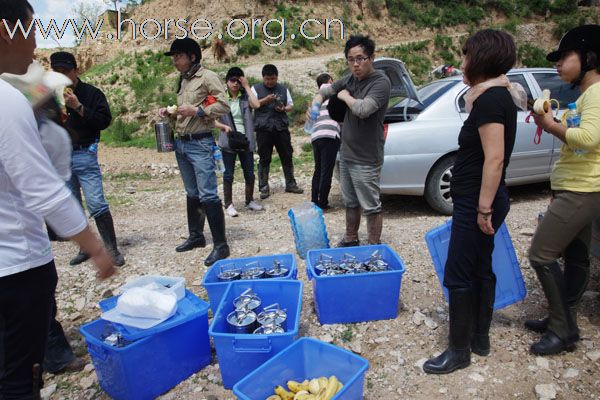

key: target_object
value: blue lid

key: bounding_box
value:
[567,102,577,109]
[98,289,209,341]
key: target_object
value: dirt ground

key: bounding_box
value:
[40,144,600,400]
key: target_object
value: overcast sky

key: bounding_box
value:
[31,0,108,48]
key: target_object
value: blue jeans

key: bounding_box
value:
[443,186,510,290]
[222,150,255,184]
[67,149,109,217]
[175,137,220,204]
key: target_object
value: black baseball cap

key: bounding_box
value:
[50,51,77,70]
[164,38,201,57]
[547,24,600,62]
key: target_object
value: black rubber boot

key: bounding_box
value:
[203,201,230,266]
[530,261,579,355]
[524,317,549,333]
[471,278,495,356]
[95,210,125,266]
[258,164,270,200]
[69,251,90,266]
[424,288,472,374]
[176,197,207,252]
[282,159,303,194]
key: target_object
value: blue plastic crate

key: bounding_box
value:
[208,280,303,389]
[425,220,527,310]
[306,244,405,324]
[203,253,297,311]
[234,338,369,400]
[80,290,211,400]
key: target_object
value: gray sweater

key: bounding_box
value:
[320,70,391,166]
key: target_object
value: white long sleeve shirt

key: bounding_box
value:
[0,80,87,277]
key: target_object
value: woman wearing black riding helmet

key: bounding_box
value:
[528,24,600,356]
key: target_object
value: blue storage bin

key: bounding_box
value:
[209,280,303,389]
[234,338,369,400]
[288,202,330,259]
[306,244,405,324]
[425,220,527,310]
[80,290,211,400]
[202,253,297,311]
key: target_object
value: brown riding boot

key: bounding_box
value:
[223,181,233,208]
[337,207,361,247]
[366,212,383,244]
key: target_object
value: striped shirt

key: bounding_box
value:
[310,99,340,142]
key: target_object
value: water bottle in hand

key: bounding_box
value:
[213,145,225,174]
[566,102,586,156]
[303,103,321,134]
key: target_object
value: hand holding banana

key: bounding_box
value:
[526,89,560,144]
[267,376,343,400]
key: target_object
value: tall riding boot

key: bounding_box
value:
[203,201,230,266]
[245,183,255,205]
[525,239,590,334]
[337,207,361,247]
[366,212,383,245]
[424,288,472,374]
[223,181,233,208]
[530,261,579,355]
[95,210,125,266]
[471,277,495,356]
[176,197,207,252]
[258,163,270,199]
[283,161,303,193]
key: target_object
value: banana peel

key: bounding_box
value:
[266,396,282,400]
[308,378,320,394]
[287,380,311,393]
[275,385,295,400]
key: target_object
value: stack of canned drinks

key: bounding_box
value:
[217,260,288,282]
[314,250,390,276]
[226,288,287,335]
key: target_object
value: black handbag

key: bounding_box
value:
[327,95,348,123]
[227,112,249,151]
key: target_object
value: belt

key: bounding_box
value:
[177,131,213,141]
[73,143,93,150]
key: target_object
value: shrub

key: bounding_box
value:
[237,39,262,57]
[518,43,553,68]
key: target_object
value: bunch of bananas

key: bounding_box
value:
[266,376,342,400]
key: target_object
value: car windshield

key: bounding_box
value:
[390,80,460,111]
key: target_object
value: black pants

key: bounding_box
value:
[444,186,510,289]
[0,262,57,400]
[311,138,340,208]
[43,299,75,374]
[256,128,295,189]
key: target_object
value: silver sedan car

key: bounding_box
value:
[375,59,580,214]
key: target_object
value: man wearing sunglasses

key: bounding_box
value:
[309,34,391,246]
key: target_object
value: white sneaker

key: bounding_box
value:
[226,204,238,217]
[245,200,264,211]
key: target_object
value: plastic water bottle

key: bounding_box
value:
[303,103,321,134]
[565,102,586,156]
[213,146,225,174]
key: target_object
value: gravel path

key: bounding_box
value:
[40,145,600,400]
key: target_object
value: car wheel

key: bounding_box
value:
[424,155,455,215]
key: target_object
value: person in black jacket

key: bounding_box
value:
[50,51,125,267]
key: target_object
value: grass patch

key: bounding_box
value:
[106,193,133,207]
[105,172,152,181]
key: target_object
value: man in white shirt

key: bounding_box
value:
[0,1,115,398]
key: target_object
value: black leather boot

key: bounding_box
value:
[471,278,495,356]
[69,251,90,266]
[424,288,472,374]
[176,197,207,252]
[524,317,549,333]
[530,261,580,355]
[95,210,125,266]
[258,164,270,199]
[203,201,230,266]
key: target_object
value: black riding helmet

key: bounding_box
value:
[547,24,600,85]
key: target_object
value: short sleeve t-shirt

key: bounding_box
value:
[450,87,517,196]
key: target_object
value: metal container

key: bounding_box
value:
[233,288,261,311]
[217,264,241,282]
[226,309,257,334]
[154,121,174,152]
[257,303,287,330]
[253,324,285,334]
[265,260,289,278]
[241,262,265,280]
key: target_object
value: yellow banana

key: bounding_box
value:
[293,390,310,400]
[295,393,316,400]
[287,380,310,393]
[318,377,328,391]
[317,376,340,400]
[266,396,282,400]
[308,378,321,394]
[275,385,295,400]
[336,381,343,393]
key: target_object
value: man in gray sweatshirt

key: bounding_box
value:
[310,35,391,245]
